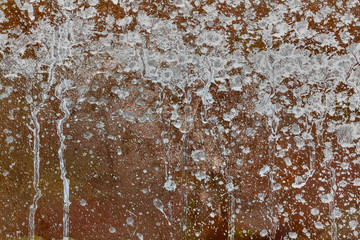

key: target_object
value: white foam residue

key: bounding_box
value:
[164,179,176,191]
[259,165,270,177]
[260,229,268,237]
[195,171,208,181]
[349,220,358,230]
[191,150,206,162]
[126,217,134,227]
[315,222,324,229]
[353,178,360,186]
[292,176,306,189]
[0,86,13,99]
[320,193,333,204]
[5,136,14,144]
[311,208,319,216]
[289,232,297,239]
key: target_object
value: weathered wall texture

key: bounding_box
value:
[1,0,360,239]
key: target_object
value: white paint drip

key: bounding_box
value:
[153,198,171,226]
[28,106,43,240]
[56,89,71,240]
[28,33,57,238]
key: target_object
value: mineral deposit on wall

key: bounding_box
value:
[1,0,360,239]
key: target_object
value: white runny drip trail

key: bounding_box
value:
[56,82,71,240]
[27,21,59,238]
[28,55,56,240]
[28,106,42,240]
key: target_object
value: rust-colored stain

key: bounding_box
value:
[1,0,360,239]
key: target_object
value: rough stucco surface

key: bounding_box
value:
[1,0,360,239]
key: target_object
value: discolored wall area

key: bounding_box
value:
[1,0,360,239]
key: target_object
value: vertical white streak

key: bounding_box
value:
[268,134,276,240]
[28,65,56,239]
[268,115,279,240]
[330,167,337,240]
[28,107,42,240]
[180,75,190,238]
[227,176,235,240]
[28,29,56,239]
[56,89,71,240]
[230,195,236,240]
[53,4,73,237]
